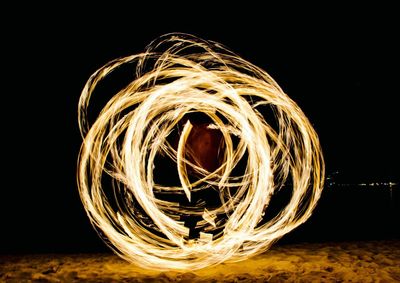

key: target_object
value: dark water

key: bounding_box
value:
[279,185,400,245]
[2,185,398,254]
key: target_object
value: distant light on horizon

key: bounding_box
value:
[326,181,398,188]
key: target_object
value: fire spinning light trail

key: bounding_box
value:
[77,33,324,270]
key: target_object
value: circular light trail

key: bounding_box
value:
[77,33,324,270]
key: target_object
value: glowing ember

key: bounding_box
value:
[77,33,324,270]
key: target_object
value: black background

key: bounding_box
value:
[2,5,399,253]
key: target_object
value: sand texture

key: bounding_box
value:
[1,240,399,282]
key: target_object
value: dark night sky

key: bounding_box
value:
[2,6,399,253]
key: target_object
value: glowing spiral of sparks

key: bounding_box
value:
[77,33,324,270]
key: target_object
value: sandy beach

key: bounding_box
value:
[1,240,399,282]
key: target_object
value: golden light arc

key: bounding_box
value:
[77,33,324,270]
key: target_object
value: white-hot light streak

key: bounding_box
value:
[77,33,324,270]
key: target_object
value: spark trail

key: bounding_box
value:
[77,33,324,270]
